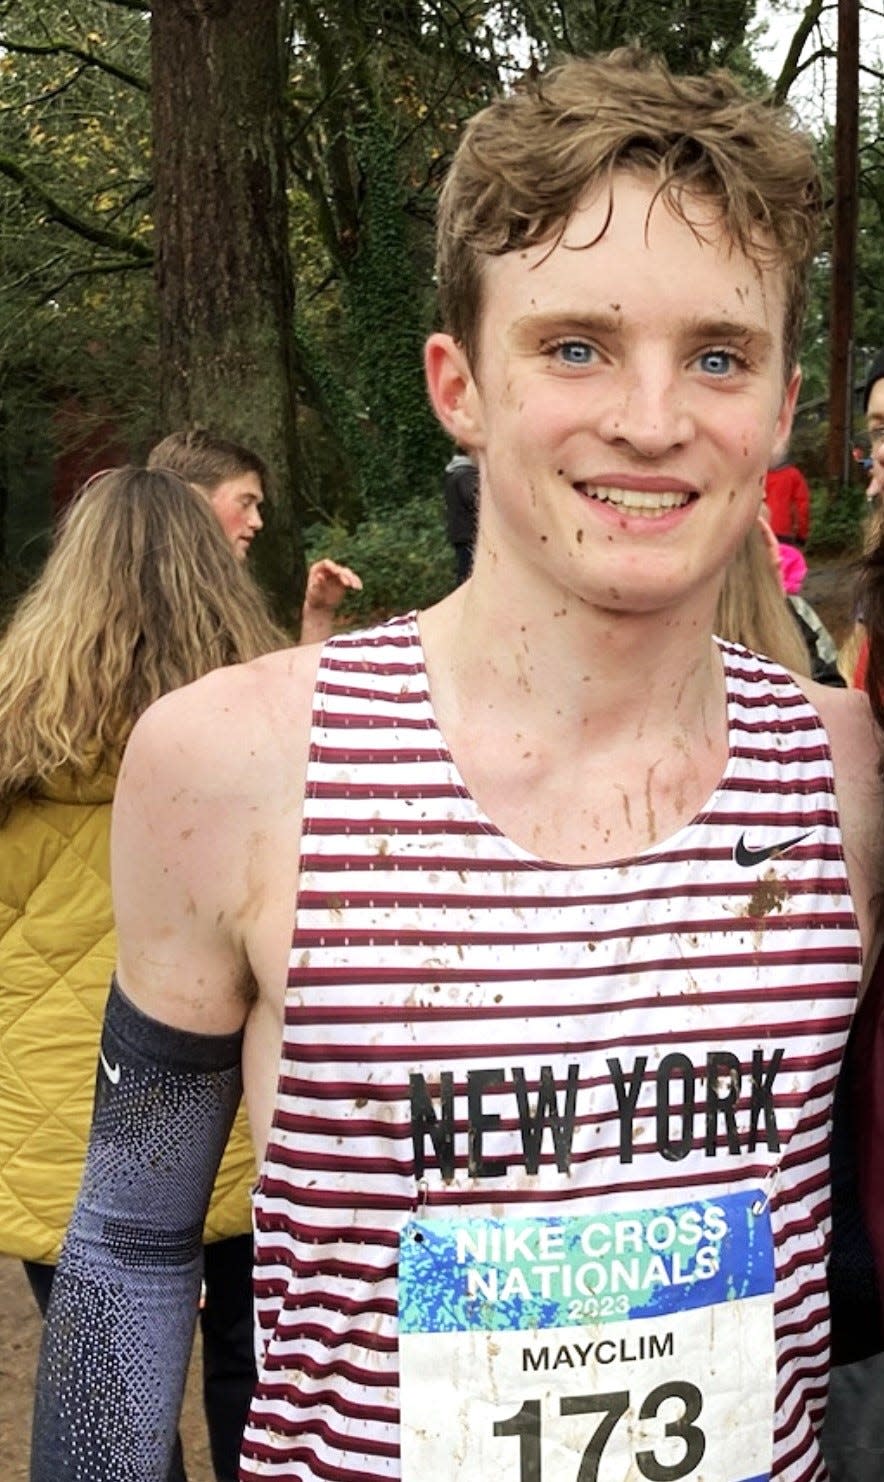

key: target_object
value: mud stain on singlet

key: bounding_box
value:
[742,871,788,922]
[740,872,790,947]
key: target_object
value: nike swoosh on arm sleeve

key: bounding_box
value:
[31,977,244,1482]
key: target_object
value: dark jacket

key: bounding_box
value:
[443,455,478,547]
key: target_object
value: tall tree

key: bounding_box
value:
[151,0,303,608]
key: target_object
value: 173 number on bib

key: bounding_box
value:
[493,1381,705,1482]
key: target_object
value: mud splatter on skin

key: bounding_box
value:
[235,832,269,922]
[615,785,632,832]
[673,655,702,712]
[644,761,659,843]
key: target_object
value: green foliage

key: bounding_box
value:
[3,0,883,597]
[285,0,491,527]
[341,118,447,511]
[800,102,884,405]
[0,0,156,560]
[805,481,868,556]
[504,0,757,72]
[304,493,454,622]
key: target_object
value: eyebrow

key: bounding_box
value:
[511,311,774,354]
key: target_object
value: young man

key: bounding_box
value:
[147,427,362,641]
[33,50,880,1482]
[863,350,884,504]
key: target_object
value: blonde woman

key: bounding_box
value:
[0,467,287,1482]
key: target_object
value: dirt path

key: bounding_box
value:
[803,553,860,648]
[0,1256,214,1480]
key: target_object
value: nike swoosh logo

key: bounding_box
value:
[734,830,813,868]
[99,1048,121,1086]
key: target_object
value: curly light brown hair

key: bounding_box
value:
[0,466,288,804]
[436,48,822,377]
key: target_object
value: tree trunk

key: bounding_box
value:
[150,0,303,616]
[826,0,859,492]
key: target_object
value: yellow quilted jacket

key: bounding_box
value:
[0,765,255,1263]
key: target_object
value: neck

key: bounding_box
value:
[422,566,724,753]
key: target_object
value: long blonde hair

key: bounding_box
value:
[715,523,809,674]
[0,466,289,804]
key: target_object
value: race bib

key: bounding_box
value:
[399,1191,775,1481]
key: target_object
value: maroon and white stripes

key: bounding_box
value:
[243,616,859,1482]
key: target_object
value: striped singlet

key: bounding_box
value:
[245,613,861,1482]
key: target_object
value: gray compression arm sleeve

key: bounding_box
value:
[31,977,244,1482]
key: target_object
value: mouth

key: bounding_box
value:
[573,482,696,519]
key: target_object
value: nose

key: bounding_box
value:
[249,506,264,531]
[597,362,694,458]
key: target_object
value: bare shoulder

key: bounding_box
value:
[112,644,321,1032]
[798,679,880,797]
[794,677,883,954]
[121,643,319,798]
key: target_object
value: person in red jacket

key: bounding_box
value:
[764,452,811,545]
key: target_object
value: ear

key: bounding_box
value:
[773,364,802,452]
[424,333,485,448]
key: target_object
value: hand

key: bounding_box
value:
[303,558,363,613]
[755,510,782,578]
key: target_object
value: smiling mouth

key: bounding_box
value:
[574,483,696,517]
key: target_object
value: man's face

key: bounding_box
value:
[426,173,799,620]
[208,472,264,559]
[867,379,884,501]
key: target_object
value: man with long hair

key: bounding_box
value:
[34,50,880,1482]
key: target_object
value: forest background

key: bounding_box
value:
[0,0,882,625]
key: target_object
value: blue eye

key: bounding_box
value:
[556,341,595,367]
[698,349,736,376]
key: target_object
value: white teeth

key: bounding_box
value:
[576,484,692,515]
